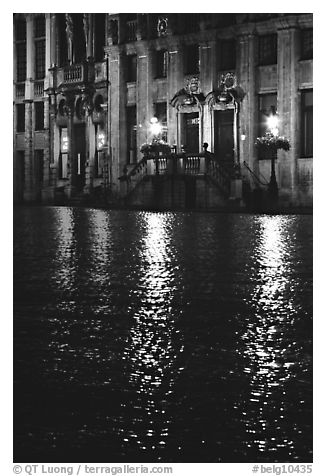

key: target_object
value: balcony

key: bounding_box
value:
[56,63,87,88]
[126,20,137,42]
[15,83,25,99]
[34,80,44,98]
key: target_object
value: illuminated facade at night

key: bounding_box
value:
[13,13,313,209]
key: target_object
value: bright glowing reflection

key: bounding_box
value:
[121,212,180,457]
[240,216,303,458]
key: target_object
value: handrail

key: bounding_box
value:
[118,149,235,199]
[243,160,269,186]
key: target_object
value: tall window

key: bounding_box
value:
[35,102,44,130]
[258,34,277,66]
[301,90,313,157]
[185,44,199,75]
[16,18,26,82]
[220,39,236,70]
[94,14,106,62]
[155,49,168,78]
[16,104,25,132]
[94,124,105,178]
[34,16,45,79]
[154,102,167,142]
[58,13,68,66]
[258,93,277,159]
[72,14,86,63]
[301,29,313,60]
[59,128,68,178]
[127,54,137,82]
[127,106,137,164]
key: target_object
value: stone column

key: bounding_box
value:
[65,97,76,198]
[167,42,183,150]
[136,44,151,156]
[23,100,34,201]
[277,25,300,205]
[107,46,126,194]
[238,31,257,178]
[24,15,34,201]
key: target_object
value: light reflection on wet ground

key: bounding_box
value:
[14,207,312,462]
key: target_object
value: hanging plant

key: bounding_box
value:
[140,139,171,156]
[255,132,290,152]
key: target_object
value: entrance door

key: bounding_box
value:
[184,112,199,153]
[214,110,234,164]
[74,125,86,191]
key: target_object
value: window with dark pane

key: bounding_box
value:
[127,106,137,164]
[15,19,26,41]
[72,14,86,63]
[220,39,236,70]
[301,29,313,60]
[35,102,44,130]
[35,40,45,79]
[57,14,68,66]
[16,42,26,82]
[301,90,313,157]
[16,104,25,132]
[185,44,199,75]
[127,54,137,82]
[258,34,277,66]
[155,49,168,78]
[94,14,106,62]
[34,16,45,38]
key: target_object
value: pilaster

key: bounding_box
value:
[277,26,300,204]
[238,32,257,177]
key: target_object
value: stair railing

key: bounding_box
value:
[243,161,269,187]
[204,149,234,197]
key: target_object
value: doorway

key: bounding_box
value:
[214,110,234,164]
[184,112,199,153]
[74,125,86,191]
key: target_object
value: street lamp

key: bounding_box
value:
[266,106,279,202]
[150,117,162,138]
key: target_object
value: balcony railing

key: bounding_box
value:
[16,83,25,99]
[34,80,44,97]
[126,20,137,42]
[63,63,85,84]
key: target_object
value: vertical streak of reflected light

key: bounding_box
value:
[121,212,180,456]
[240,216,299,458]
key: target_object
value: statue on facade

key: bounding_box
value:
[65,14,74,64]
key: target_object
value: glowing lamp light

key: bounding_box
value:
[97,131,106,150]
[267,114,279,137]
[150,117,162,136]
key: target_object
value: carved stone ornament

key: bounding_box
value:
[220,72,237,90]
[185,76,201,95]
[157,17,168,37]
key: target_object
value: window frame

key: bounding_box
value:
[300,89,313,158]
[258,34,277,66]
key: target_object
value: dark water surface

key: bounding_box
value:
[14,207,313,463]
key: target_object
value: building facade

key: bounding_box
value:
[13,13,313,209]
